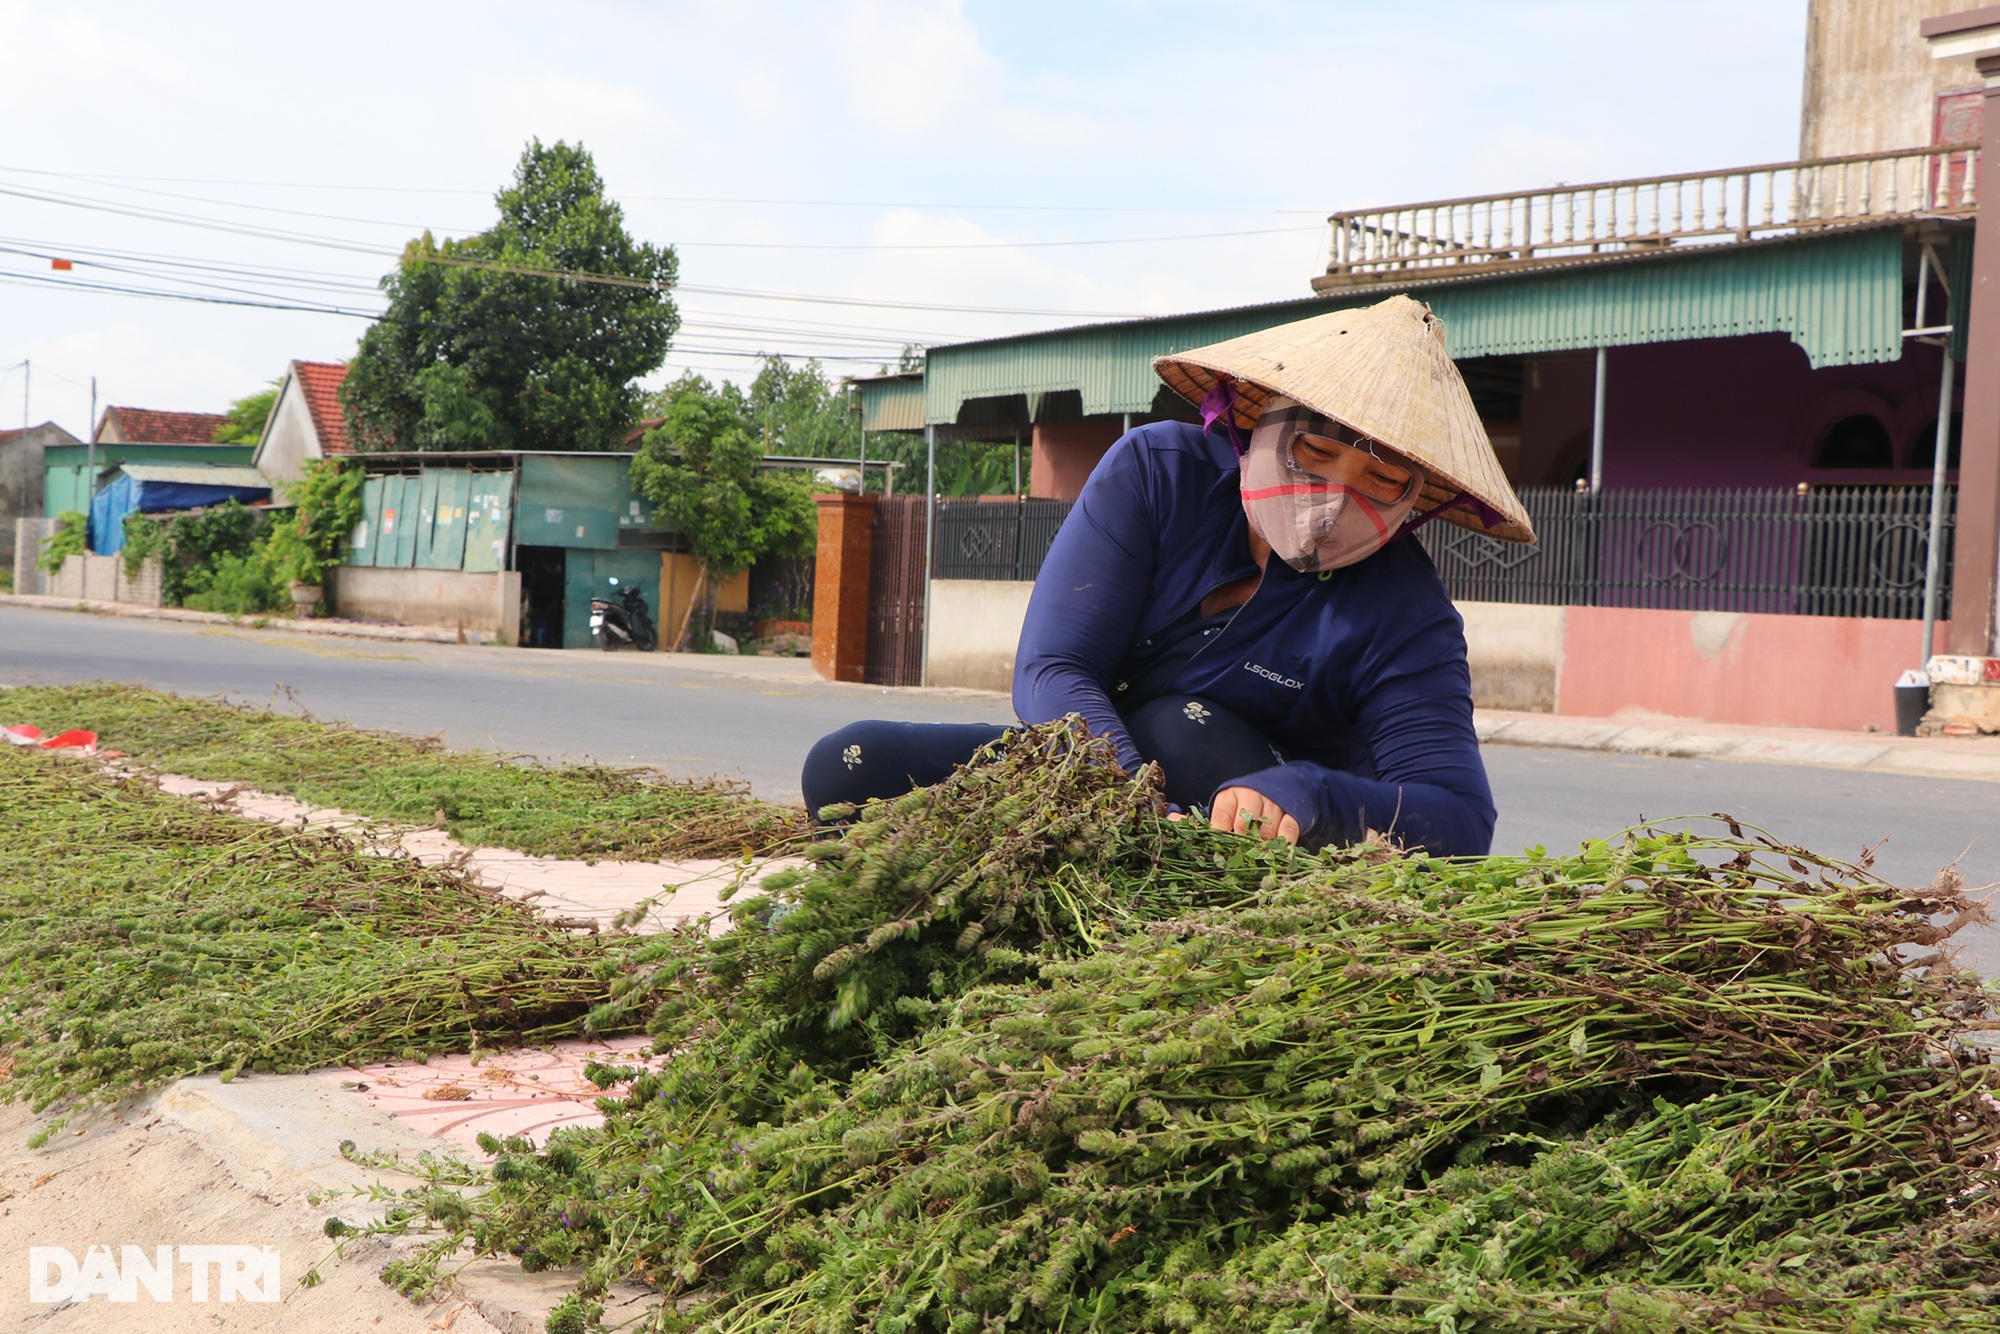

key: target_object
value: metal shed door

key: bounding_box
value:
[422,470,471,570]
[349,476,385,568]
[462,473,513,573]
[390,475,423,568]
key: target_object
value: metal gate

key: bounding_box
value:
[864,496,927,687]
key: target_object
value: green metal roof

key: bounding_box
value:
[922,224,1907,426]
[853,373,925,432]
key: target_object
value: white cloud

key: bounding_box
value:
[465,71,684,178]
[838,0,1004,135]
[0,0,199,102]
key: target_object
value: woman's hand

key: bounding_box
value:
[1209,786,1301,845]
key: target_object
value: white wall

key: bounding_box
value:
[253,372,322,485]
[44,553,163,607]
[927,579,1036,692]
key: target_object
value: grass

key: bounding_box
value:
[0,682,807,861]
[0,747,646,1110]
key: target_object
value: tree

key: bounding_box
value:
[629,374,817,650]
[748,356,858,457]
[212,381,279,444]
[342,140,678,453]
[658,354,1021,497]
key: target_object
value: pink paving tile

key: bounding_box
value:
[151,772,801,934]
[312,1036,669,1157]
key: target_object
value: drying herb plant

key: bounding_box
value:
[0,683,806,861]
[356,720,2000,1333]
[0,748,641,1114]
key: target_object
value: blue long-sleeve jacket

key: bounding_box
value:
[1012,419,1496,856]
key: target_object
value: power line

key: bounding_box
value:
[0,165,1325,215]
[674,282,1145,319]
[0,232,1148,317]
[1,241,968,347]
[0,177,1322,256]
[0,269,906,364]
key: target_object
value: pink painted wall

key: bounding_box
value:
[1520,334,1964,490]
[1031,419,1123,500]
[1559,605,1951,733]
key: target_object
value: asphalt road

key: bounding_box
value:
[5,604,1997,966]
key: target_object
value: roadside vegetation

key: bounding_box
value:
[0,748,641,1118]
[0,683,806,859]
[115,456,365,615]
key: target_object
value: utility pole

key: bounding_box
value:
[84,377,98,513]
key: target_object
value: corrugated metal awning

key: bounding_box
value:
[853,373,925,432]
[921,224,1908,426]
[115,464,273,489]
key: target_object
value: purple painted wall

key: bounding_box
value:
[1516,333,1964,491]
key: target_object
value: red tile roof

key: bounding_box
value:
[292,360,350,454]
[102,406,233,444]
[624,416,665,446]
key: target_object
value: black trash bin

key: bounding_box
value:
[1894,683,1930,737]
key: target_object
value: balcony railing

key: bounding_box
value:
[1318,143,1980,287]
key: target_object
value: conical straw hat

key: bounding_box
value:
[1153,295,1535,544]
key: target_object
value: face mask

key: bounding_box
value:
[1239,396,1423,574]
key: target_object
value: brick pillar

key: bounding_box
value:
[811,493,877,682]
[1926,10,2000,655]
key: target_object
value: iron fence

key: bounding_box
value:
[1416,485,1956,619]
[933,498,1075,581]
[923,487,1957,621]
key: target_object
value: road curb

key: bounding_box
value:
[1476,712,2000,785]
[0,591,473,645]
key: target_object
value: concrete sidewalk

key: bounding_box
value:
[1474,708,2000,784]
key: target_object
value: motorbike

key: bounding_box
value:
[589,577,657,651]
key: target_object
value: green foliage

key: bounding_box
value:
[343,140,678,453]
[0,684,805,862]
[357,724,2000,1332]
[120,513,167,580]
[0,568,11,593]
[180,551,284,615]
[743,355,855,458]
[37,511,87,574]
[262,458,364,586]
[145,500,267,607]
[211,381,279,444]
[664,353,1021,497]
[112,462,359,609]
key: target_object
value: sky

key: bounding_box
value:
[0,0,1808,439]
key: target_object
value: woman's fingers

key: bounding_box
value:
[1208,787,1300,846]
[1208,787,1243,833]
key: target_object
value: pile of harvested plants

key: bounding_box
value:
[1,682,805,860]
[0,746,645,1114]
[367,718,2000,1333]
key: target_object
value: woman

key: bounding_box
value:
[801,295,1535,856]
